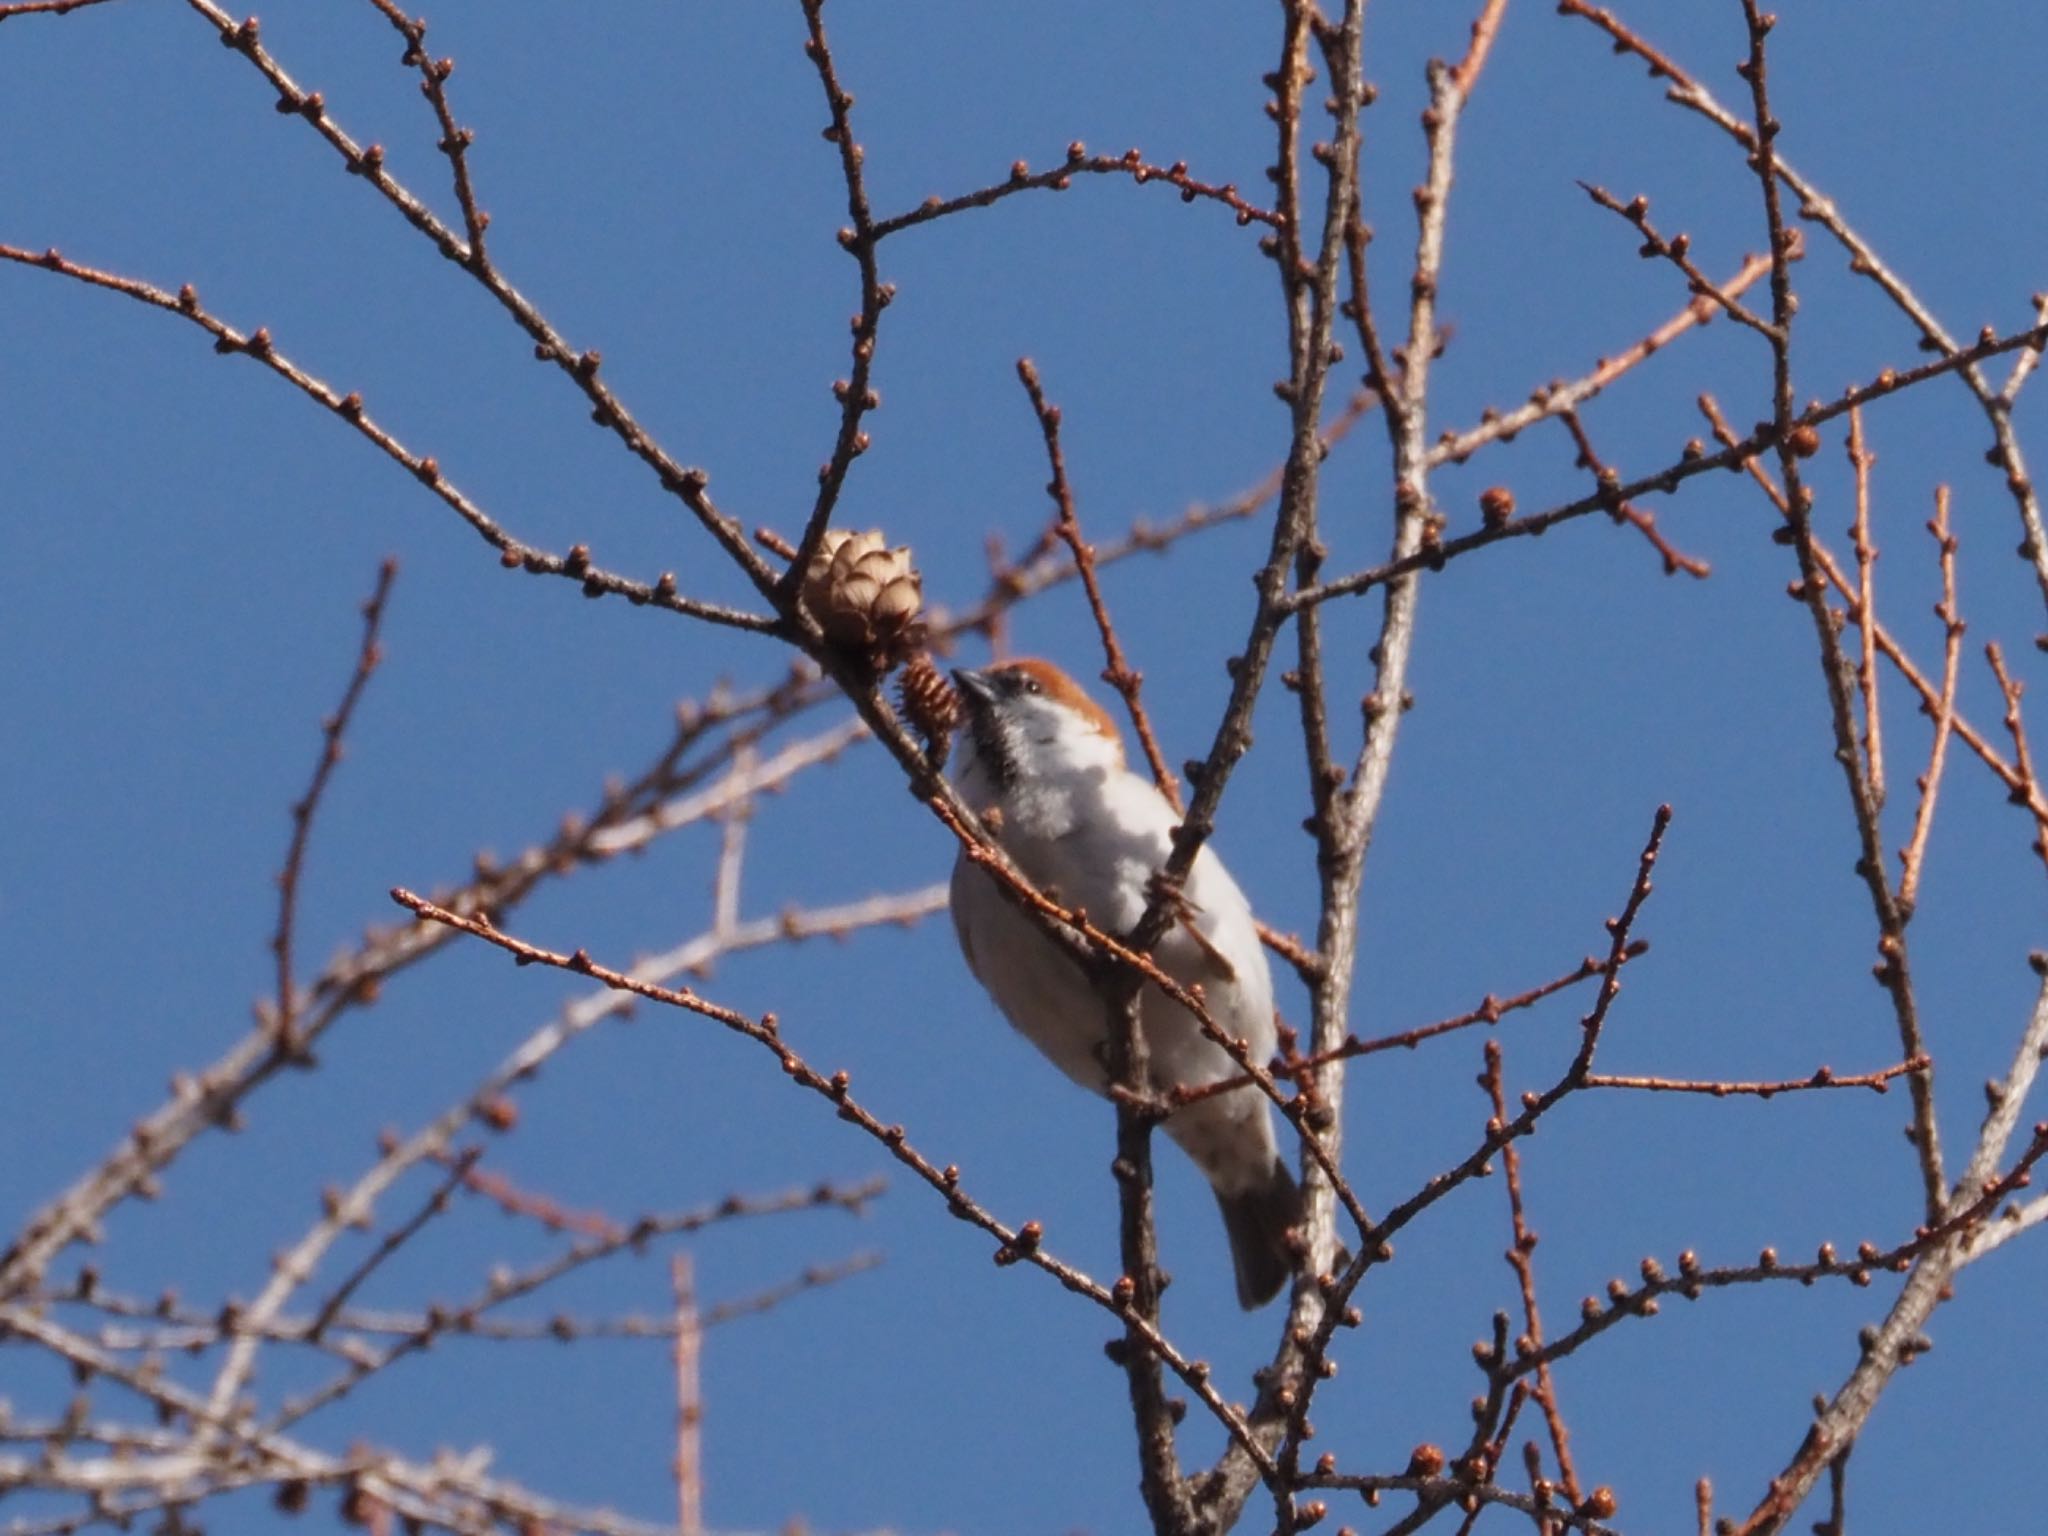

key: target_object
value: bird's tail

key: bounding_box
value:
[1215,1156,1303,1310]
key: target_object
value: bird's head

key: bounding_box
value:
[950,658,1124,802]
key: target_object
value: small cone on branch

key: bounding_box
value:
[898,649,961,760]
[802,528,924,663]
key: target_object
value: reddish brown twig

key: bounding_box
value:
[1014,357,1181,809]
[1432,252,1772,467]
[452,1163,626,1241]
[0,0,119,16]
[1847,410,1886,807]
[1271,806,1673,1518]
[1695,394,2048,831]
[780,0,890,606]
[1509,1125,2048,1390]
[1577,182,1780,340]
[1468,1382,1532,1531]
[1558,0,2048,626]
[1984,643,2048,883]
[272,560,396,1054]
[1733,0,1942,1223]
[1451,0,1512,89]
[961,389,1377,646]
[1173,944,1639,1109]
[1424,1314,1524,1536]
[271,1192,880,1445]
[1296,1470,1620,1536]
[1284,313,2048,612]
[1482,1040,1585,1509]
[358,0,490,264]
[387,887,1282,1480]
[1255,922,1323,985]
[984,373,1199,1536]
[0,675,827,1302]
[873,145,1281,240]
[0,244,773,632]
[1583,1056,1927,1097]
[1730,1124,2048,1535]
[1558,410,1710,578]
[183,1,782,598]
[1899,488,1961,911]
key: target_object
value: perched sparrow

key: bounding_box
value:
[946,658,1301,1308]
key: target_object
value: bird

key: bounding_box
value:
[945,657,1301,1308]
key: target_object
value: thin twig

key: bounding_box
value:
[2000,294,2048,405]
[1015,357,1181,808]
[780,0,890,606]
[273,560,397,1054]
[0,681,847,1302]
[672,1254,702,1536]
[357,0,490,263]
[181,0,783,597]
[0,0,121,19]
[1430,252,1772,466]
[1173,945,1640,1110]
[957,389,1376,647]
[391,888,1283,1484]
[1696,393,2048,828]
[0,243,775,632]
[1299,1469,1620,1535]
[1003,351,1199,1524]
[1558,409,1710,577]
[1557,0,2048,622]
[1847,409,1885,808]
[1284,311,2048,611]
[1583,1057,1925,1097]
[304,1146,481,1343]
[1984,644,2048,883]
[1268,805,1670,1529]
[1898,488,1961,912]
[1577,181,1781,340]
[1732,0,1945,1220]
[1482,1041,1584,1507]
[873,145,1281,240]
[1513,1121,2048,1388]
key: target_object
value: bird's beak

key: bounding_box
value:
[951,667,997,712]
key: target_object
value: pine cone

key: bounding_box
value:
[801,529,924,660]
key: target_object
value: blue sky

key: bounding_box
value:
[5,3,2048,1534]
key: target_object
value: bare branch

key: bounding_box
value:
[391,889,1283,1483]
[1016,357,1182,809]
[0,243,776,633]
[1899,486,1962,912]
[1583,1058,1926,1098]
[873,145,1281,240]
[1430,252,1771,466]
[272,560,397,1055]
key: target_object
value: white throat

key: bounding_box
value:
[956,707,1123,840]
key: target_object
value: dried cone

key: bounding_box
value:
[898,649,962,751]
[802,528,924,660]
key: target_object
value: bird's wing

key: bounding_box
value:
[1175,906,1240,985]
[948,851,985,980]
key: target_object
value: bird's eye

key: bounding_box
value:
[1021,676,1042,695]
